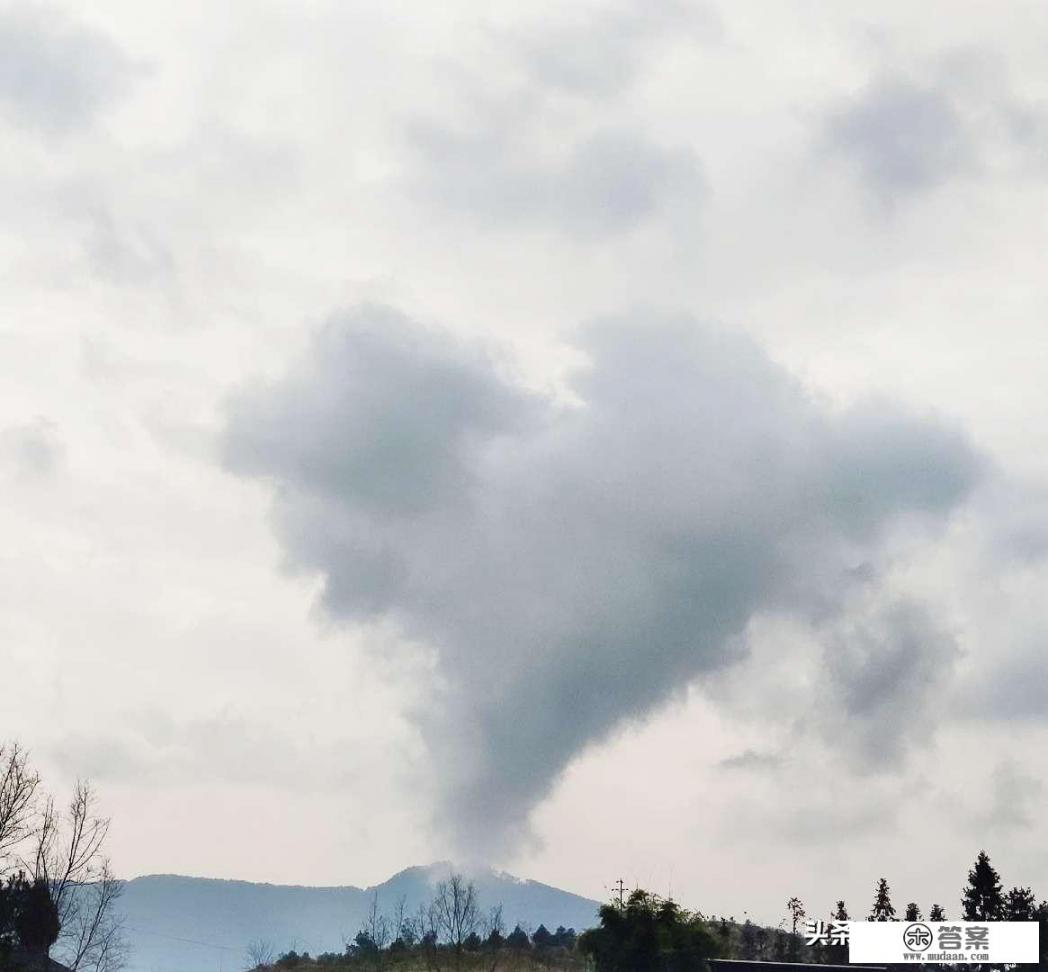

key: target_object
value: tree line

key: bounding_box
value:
[246,874,582,972]
[256,849,1048,972]
[584,849,1048,971]
[729,849,1048,967]
[0,742,123,972]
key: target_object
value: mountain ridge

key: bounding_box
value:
[119,863,602,972]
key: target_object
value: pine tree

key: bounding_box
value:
[928,904,946,922]
[484,926,504,950]
[532,925,554,950]
[553,927,576,949]
[786,898,806,961]
[905,903,922,921]
[1034,901,1048,969]
[829,902,850,964]
[963,851,1005,921]
[506,926,531,950]
[869,879,896,921]
[1005,887,1037,921]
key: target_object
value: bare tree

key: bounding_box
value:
[433,875,480,968]
[390,894,409,947]
[366,892,392,949]
[357,891,391,972]
[411,901,441,972]
[246,939,276,970]
[31,782,124,972]
[0,742,40,868]
[482,904,505,972]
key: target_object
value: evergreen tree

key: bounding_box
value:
[532,925,553,950]
[0,874,60,955]
[905,903,922,921]
[353,931,378,959]
[1002,888,1045,970]
[1034,901,1048,970]
[929,904,946,922]
[14,879,60,952]
[484,926,504,951]
[1005,887,1037,921]
[786,898,806,960]
[869,879,896,921]
[0,877,19,950]
[506,926,530,950]
[829,902,850,965]
[963,851,1005,921]
[552,926,576,949]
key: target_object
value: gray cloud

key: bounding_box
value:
[717,754,903,846]
[824,79,973,202]
[403,0,709,238]
[961,642,1048,723]
[407,123,705,239]
[821,50,1048,205]
[502,0,720,100]
[82,209,174,286]
[975,760,1043,833]
[3,417,65,478]
[717,749,782,773]
[777,793,897,845]
[224,306,982,854]
[981,487,1048,564]
[816,601,960,766]
[0,4,137,134]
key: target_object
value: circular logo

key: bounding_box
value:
[903,923,933,951]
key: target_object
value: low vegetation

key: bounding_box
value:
[246,850,1048,972]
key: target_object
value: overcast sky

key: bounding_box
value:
[4,0,1048,927]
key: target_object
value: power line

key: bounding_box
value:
[123,925,242,952]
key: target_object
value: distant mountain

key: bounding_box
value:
[119,863,602,972]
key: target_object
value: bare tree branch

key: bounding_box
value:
[391,894,408,946]
[246,938,275,970]
[483,904,505,972]
[432,874,480,970]
[413,901,441,972]
[28,782,123,972]
[0,742,41,869]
